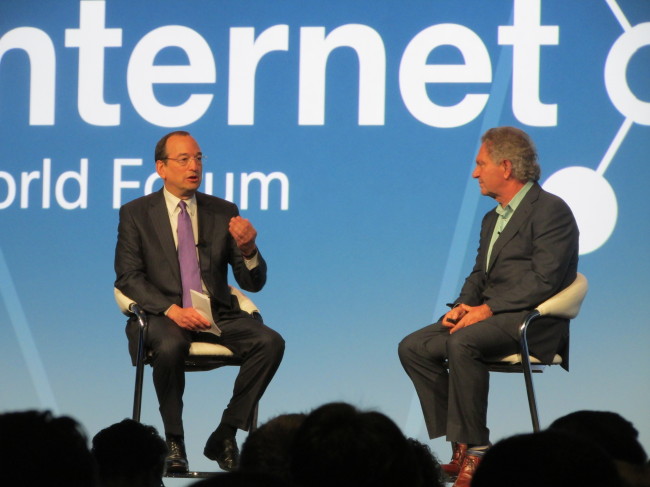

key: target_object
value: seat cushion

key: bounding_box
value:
[495,353,562,365]
[189,342,234,357]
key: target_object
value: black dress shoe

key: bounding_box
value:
[204,432,239,471]
[165,438,189,474]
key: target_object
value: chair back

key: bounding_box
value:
[536,272,588,319]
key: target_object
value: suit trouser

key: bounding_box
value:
[398,321,519,445]
[132,313,285,437]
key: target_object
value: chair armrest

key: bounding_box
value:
[229,286,260,315]
[115,285,261,320]
[114,287,136,316]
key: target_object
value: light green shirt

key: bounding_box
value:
[486,181,534,270]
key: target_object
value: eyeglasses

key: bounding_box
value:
[164,155,206,166]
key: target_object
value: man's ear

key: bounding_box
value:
[501,159,513,179]
[155,160,166,179]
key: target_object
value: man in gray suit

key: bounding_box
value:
[398,127,579,487]
[115,131,285,473]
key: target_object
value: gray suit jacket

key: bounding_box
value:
[454,183,579,369]
[114,189,267,320]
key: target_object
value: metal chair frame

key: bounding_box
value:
[487,272,588,432]
[115,288,260,429]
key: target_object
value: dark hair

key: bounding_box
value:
[240,413,307,482]
[407,438,445,487]
[0,410,97,486]
[154,130,191,162]
[471,430,623,487]
[288,402,419,487]
[481,126,540,182]
[548,410,648,465]
[92,419,167,485]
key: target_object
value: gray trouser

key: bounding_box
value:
[398,320,518,445]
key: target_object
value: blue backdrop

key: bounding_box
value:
[2,1,649,483]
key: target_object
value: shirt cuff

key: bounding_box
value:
[244,251,260,270]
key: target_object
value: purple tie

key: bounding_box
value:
[177,200,202,308]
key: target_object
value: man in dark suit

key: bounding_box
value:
[115,131,285,473]
[398,127,579,487]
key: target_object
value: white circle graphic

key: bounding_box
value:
[604,22,650,125]
[542,166,618,255]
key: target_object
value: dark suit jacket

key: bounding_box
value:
[454,183,579,369]
[114,188,267,331]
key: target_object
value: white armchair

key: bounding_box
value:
[487,272,588,432]
[114,286,262,429]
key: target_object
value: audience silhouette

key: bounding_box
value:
[92,418,168,487]
[238,413,306,483]
[3,405,648,487]
[471,429,623,487]
[287,402,444,487]
[0,409,97,486]
[407,438,445,487]
[548,410,650,487]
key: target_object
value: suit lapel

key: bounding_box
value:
[480,211,498,273]
[486,183,541,273]
[148,189,181,283]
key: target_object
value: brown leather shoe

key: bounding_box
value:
[441,442,468,479]
[452,450,485,487]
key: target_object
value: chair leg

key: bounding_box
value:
[519,311,542,432]
[521,353,541,432]
[132,313,147,422]
[132,358,145,422]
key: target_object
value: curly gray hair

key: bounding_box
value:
[481,127,541,182]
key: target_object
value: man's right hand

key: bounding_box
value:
[442,303,493,334]
[166,304,211,331]
[442,306,467,328]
